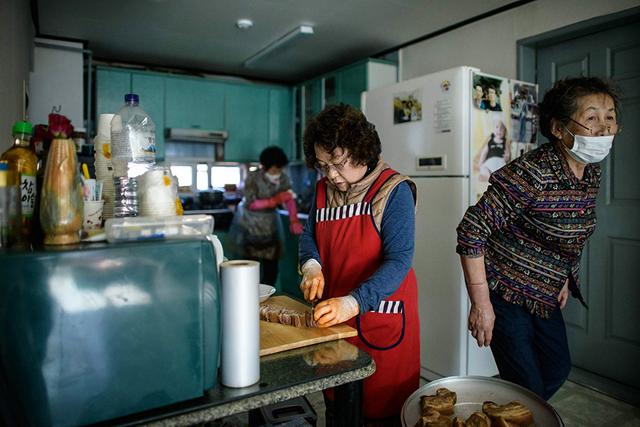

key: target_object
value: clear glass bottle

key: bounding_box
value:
[1,121,37,245]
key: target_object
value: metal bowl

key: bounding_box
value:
[402,376,563,427]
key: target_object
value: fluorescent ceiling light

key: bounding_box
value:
[244,25,314,68]
[236,19,253,29]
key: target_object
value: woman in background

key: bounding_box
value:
[299,104,420,425]
[230,146,303,286]
[457,77,620,400]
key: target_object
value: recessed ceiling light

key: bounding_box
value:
[236,19,253,30]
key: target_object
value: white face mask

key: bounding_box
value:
[564,128,614,164]
[264,171,281,184]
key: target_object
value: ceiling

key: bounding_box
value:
[35,0,517,84]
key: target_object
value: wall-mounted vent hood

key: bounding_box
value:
[165,128,228,143]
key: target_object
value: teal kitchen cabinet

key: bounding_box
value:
[291,79,322,160]
[165,77,225,130]
[336,62,368,108]
[96,67,131,117]
[327,59,397,109]
[276,212,304,300]
[224,84,269,162]
[95,68,295,163]
[269,87,294,159]
[303,79,323,122]
[293,59,396,155]
[132,73,166,160]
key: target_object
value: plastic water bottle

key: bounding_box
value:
[110,94,156,217]
[110,94,156,178]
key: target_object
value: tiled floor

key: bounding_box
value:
[305,377,640,427]
[214,376,640,426]
[549,380,640,426]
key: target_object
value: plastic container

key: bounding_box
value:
[138,166,179,217]
[110,93,156,179]
[1,121,37,244]
[0,161,22,249]
[94,113,115,219]
[104,214,213,242]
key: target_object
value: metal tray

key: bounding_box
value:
[401,376,563,427]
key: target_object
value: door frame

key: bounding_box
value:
[516,6,640,82]
[515,6,640,404]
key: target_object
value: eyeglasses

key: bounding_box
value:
[314,156,350,175]
[565,117,621,136]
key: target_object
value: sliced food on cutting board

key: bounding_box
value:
[259,295,357,356]
[260,302,317,327]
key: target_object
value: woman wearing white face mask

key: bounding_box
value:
[229,146,303,286]
[456,77,620,400]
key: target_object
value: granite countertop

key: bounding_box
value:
[102,340,375,426]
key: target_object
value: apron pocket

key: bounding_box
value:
[356,300,405,350]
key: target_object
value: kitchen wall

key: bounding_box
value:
[0,0,33,154]
[401,0,640,81]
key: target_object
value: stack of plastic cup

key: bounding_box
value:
[94,114,116,219]
[138,166,178,217]
[113,177,138,217]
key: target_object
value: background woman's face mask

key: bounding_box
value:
[564,127,614,164]
[264,171,281,184]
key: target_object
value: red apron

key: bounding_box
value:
[315,168,420,420]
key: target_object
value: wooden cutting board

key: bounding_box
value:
[260,295,358,356]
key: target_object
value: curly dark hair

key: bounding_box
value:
[303,103,381,169]
[539,77,621,142]
[259,145,289,169]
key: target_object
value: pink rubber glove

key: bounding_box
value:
[284,198,302,235]
[248,191,293,210]
[290,221,303,235]
[274,191,293,204]
[248,197,277,210]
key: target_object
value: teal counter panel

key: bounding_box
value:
[0,239,220,426]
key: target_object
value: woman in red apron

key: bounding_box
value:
[299,104,420,425]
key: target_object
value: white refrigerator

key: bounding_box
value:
[362,66,538,380]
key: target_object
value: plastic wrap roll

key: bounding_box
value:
[220,260,260,388]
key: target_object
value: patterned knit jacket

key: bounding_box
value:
[456,142,601,318]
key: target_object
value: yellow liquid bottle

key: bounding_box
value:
[1,121,38,245]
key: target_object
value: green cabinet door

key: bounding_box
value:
[96,68,131,117]
[132,73,165,161]
[338,62,367,108]
[165,77,225,130]
[303,79,323,121]
[269,87,294,159]
[224,84,269,162]
[276,213,304,299]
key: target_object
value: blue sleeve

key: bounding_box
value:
[298,192,321,268]
[351,181,415,312]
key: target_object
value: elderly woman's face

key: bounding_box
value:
[568,94,617,138]
[314,146,368,192]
